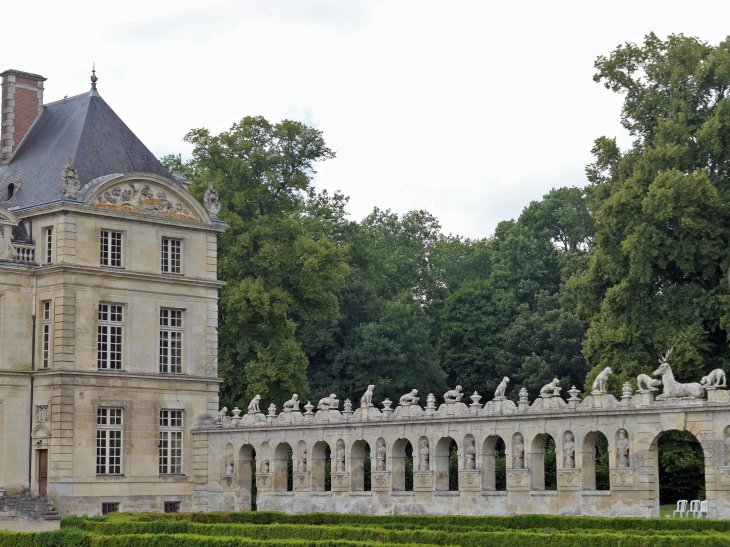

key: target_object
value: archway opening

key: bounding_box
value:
[657,430,705,505]
[531,434,556,491]
[482,436,506,491]
[580,432,609,490]
[273,442,293,492]
[312,441,331,491]
[351,440,371,492]
[435,437,458,491]
[391,439,414,491]
[238,444,255,511]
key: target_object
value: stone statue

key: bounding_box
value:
[494,377,509,399]
[261,459,269,473]
[336,440,346,472]
[399,389,419,406]
[214,407,228,424]
[376,439,386,471]
[563,432,575,469]
[636,373,661,392]
[465,437,476,470]
[361,385,375,407]
[204,181,221,218]
[419,439,430,471]
[443,385,464,403]
[247,395,261,414]
[702,369,727,388]
[540,378,561,398]
[298,449,307,473]
[653,348,705,399]
[513,433,524,469]
[226,461,234,474]
[617,429,629,468]
[61,157,81,198]
[592,367,612,393]
[283,394,300,411]
[317,393,339,410]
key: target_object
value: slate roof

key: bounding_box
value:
[0,88,177,210]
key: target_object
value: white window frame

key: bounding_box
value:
[45,227,53,265]
[97,304,123,370]
[159,308,183,374]
[159,410,183,475]
[41,300,52,368]
[161,238,182,274]
[96,408,123,475]
[100,230,123,267]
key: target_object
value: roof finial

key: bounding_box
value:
[90,62,98,90]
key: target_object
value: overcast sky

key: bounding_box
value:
[7,1,730,237]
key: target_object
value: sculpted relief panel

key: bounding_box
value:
[90,179,202,222]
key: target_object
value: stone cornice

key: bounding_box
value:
[32,368,224,384]
[35,264,226,288]
[10,200,228,234]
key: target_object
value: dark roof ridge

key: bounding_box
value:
[44,91,91,107]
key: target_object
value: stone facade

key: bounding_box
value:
[196,388,730,519]
[1,173,226,515]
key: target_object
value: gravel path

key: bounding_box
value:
[0,520,60,532]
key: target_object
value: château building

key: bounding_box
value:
[0,68,226,515]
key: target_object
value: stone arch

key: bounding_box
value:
[648,427,707,513]
[273,442,293,492]
[237,444,255,510]
[311,440,330,491]
[434,436,458,491]
[350,440,371,491]
[530,433,556,491]
[581,430,609,490]
[391,438,414,491]
[482,435,506,491]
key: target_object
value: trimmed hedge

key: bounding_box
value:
[68,521,727,541]
[68,511,730,533]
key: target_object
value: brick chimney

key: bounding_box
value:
[1,69,46,163]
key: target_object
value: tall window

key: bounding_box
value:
[96,408,122,474]
[98,304,123,370]
[41,300,52,368]
[159,309,183,374]
[45,227,53,264]
[159,410,183,474]
[100,230,122,267]
[161,238,181,274]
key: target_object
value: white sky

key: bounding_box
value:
[7,1,730,238]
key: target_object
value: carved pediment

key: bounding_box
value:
[0,207,19,226]
[85,175,208,223]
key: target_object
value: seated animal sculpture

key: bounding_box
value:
[247,395,261,414]
[653,348,705,399]
[443,385,463,403]
[636,374,661,392]
[283,394,300,411]
[701,369,727,388]
[540,378,561,398]
[592,367,612,393]
[494,377,509,399]
[317,393,340,410]
[361,385,375,407]
[399,389,419,406]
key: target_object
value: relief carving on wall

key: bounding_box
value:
[92,180,200,222]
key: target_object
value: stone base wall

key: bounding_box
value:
[56,494,195,517]
[0,493,52,520]
[256,490,650,518]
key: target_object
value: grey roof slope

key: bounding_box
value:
[0,89,176,210]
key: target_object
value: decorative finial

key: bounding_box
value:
[91,63,98,90]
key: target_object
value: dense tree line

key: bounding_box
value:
[162,32,730,503]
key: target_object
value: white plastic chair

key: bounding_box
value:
[699,500,708,518]
[673,500,688,518]
[687,500,701,518]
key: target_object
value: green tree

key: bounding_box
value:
[185,116,349,408]
[577,33,730,382]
